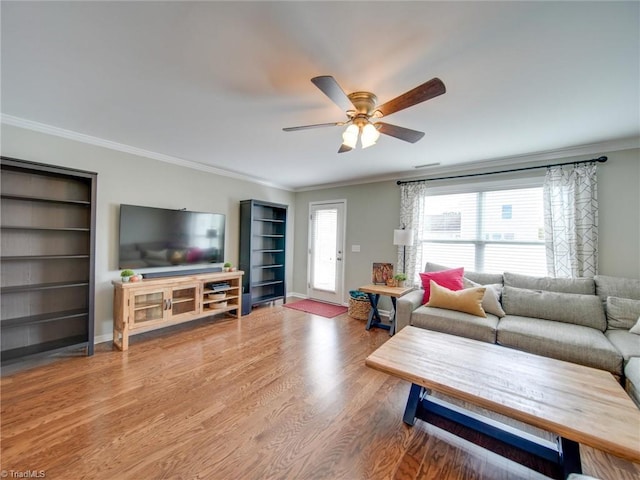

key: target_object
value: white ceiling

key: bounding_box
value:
[2,1,639,191]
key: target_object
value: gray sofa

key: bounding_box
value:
[396,263,640,406]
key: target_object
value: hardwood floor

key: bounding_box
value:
[2,302,639,480]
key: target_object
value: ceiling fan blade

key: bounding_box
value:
[375,78,446,117]
[283,122,343,132]
[311,76,355,112]
[376,122,425,143]
[338,144,353,153]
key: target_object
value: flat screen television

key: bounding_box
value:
[118,204,225,269]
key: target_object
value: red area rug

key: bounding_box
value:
[283,299,348,318]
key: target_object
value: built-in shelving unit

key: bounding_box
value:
[0,157,97,364]
[239,199,288,308]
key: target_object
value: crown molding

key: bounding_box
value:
[1,114,293,191]
[4,114,637,193]
[296,136,640,191]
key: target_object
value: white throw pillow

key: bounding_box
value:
[630,316,640,335]
[463,278,506,317]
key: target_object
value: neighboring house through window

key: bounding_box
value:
[406,176,547,278]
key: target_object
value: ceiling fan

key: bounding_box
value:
[283,75,446,153]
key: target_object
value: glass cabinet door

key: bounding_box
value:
[171,285,198,318]
[131,290,167,328]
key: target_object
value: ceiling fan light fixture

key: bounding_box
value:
[342,124,359,149]
[360,123,380,148]
[285,76,445,153]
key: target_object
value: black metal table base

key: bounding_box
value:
[403,383,582,480]
[364,293,397,336]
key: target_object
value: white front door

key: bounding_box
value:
[308,200,346,305]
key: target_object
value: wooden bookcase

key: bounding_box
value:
[112,271,243,351]
[0,157,97,363]
[239,199,288,308]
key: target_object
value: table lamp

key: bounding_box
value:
[393,228,414,274]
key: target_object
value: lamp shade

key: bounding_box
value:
[393,228,414,246]
[360,123,380,149]
[342,124,359,149]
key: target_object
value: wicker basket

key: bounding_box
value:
[208,301,228,309]
[348,297,371,320]
[208,292,226,300]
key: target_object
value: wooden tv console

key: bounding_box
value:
[112,271,243,351]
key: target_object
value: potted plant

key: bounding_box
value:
[393,273,407,287]
[120,269,135,282]
[223,262,232,272]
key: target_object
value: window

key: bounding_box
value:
[419,186,547,276]
[311,208,338,291]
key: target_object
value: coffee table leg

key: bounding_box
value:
[402,385,581,477]
[403,383,424,426]
[559,437,582,478]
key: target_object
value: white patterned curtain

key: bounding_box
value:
[543,163,598,278]
[399,182,428,286]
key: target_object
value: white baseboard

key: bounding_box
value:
[94,332,113,345]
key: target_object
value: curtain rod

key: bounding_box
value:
[396,156,608,186]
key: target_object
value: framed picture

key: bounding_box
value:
[372,263,393,285]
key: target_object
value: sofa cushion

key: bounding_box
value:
[425,262,503,286]
[502,286,607,331]
[426,280,486,317]
[504,272,595,294]
[425,262,452,272]
[595,275,640,301]
[463,278,506,318]
[497,315,623,375]
[624,357,640,408]
[606,297,640,330]
[605,329,640,362]
[464,271,504,287]
[411,306,498,343]
[419,267,464,304]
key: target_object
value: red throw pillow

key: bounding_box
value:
[419,267,465,304]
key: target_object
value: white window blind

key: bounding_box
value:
[419,186,547,276]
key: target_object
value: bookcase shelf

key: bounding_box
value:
[1,225,91,232]
[1,157,97,364]
[1,254,90,261]
[1,281,90,294]
[0,193,91,205]
[240,199,288,309]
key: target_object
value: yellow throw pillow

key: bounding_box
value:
[426,280,487,317]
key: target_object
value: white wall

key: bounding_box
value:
[597,149,640,277]
[1,124,296,342]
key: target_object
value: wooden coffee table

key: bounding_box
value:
[366,326,640,478]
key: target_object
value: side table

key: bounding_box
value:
[358,284,413,336]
